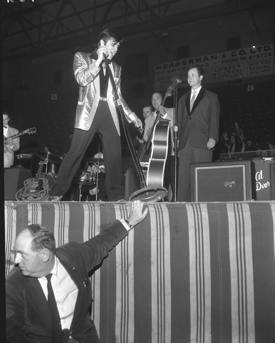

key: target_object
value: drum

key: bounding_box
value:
[79,172,95,184]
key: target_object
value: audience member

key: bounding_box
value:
[228,133,243,153]
[6,200,148,342]
[219,131,230,153]
[234,122,243,138]
[244,139,256,152]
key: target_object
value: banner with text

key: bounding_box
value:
[155,44,274,91]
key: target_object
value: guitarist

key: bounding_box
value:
[3,112,20,168]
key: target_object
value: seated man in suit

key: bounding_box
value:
[3,112,20,168]
[6,200,148,343]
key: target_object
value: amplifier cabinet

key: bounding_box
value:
[191,160,255,202]
[252,159,275,200]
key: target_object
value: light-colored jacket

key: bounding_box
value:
[73,51,135,135]
[4,126,20,168]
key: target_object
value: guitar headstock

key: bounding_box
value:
[27,127,37,135]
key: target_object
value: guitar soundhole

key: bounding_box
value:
[36,179,44,191]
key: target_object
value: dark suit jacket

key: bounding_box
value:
[6,221,128,343]
[177,87,220,150]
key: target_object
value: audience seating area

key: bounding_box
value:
[212,80,275,149]
[218,149,275,161]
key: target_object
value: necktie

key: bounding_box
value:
[46,274,62,342]
[190,91,196,111]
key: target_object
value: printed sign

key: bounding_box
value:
[155,44,274,91]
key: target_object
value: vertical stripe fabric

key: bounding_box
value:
[4,201,275,343]
[82,203,102,335]
[114,204,135,343]
[271,203,275,262]
[227,203,255,343]
[150,204,171,343]
[187,203,212,343]
[5,203,17,275]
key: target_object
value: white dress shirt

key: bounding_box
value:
[37,220,131,329]
[190,86,202,105]
[38,256,78,330]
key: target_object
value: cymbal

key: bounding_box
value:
[88,158,104,164]
[34,151,62,164]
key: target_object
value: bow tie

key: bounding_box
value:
[3,126,7,128]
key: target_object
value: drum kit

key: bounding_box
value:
[75,156,105,201]
[16,150,62,177]
[16,150,105,201]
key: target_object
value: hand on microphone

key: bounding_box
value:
[96,46,109,65]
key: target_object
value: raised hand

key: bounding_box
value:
[127,200,148,228]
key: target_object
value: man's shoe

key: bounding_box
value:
[48,195,63,202]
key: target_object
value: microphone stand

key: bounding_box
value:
[103,55,167,202]
[172,83,179,202]
[103,55,145,186]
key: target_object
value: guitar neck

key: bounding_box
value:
[34,162,45,181]
[4,128,36,143]
[4,130,27,141]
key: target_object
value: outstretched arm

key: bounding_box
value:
[80,201,148,270]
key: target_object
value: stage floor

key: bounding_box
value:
[5,200,275,343]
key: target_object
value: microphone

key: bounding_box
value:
[171,76,183,83]
[103,53,111,65]
[103,53,108,62]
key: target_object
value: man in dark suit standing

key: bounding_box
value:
[6,200,148,342]
[177,65,220,201]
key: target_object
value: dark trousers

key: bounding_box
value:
[177,137,213,202]
[51,101,124,201]
[166,155,178,201]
